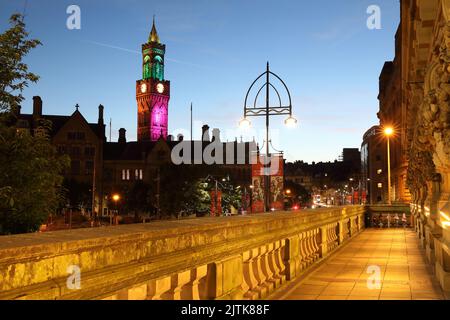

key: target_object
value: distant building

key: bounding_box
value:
[361,125,387,204]
[342,148,361,172]
[16,97,106,211]
[285,148,361,191]
[15,21,255,216]
[377,25,410,204]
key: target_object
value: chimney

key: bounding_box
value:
[202,124,210,141]
[118,128,126,143]
[212,128,221,142]
[33,96,42,116]
[177,134,184,142]
[98,104,104,125]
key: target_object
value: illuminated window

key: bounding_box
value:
[139,169,143,180]
[121,169,130,181]
[377,183,383,189]
[377,169,382,175]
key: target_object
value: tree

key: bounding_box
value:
[62,178,92,209]
[0,122,69,234]
[124,181,154,219]
[183,180,210,216]
[0,14,41,113]
[217,178,242,213]
[284,180,311,207]
[0,14,68,234]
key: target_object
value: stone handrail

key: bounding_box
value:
[0,206,365,300]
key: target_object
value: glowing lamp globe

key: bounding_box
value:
[384,127,394,136]
[285,116,298,128]
[239,117,251,129]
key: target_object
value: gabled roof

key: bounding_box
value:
[17,110,105,140]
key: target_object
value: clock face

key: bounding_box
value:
[140,83,147,93]
[156,83,165,94]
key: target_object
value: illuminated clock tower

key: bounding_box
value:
[136,18,170,141]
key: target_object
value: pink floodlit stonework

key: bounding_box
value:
[150,95,169,141]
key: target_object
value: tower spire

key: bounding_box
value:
[149,15,160,43]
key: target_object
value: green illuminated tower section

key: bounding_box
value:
[136,17,170,142]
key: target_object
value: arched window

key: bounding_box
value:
[152,55,164,80]
[143,56,151,79]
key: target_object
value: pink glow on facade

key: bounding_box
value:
[150,96,169,141]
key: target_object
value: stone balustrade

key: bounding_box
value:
[0,206,365,300]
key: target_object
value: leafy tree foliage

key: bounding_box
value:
[62,178,91,209]
[124,181,154,218]
[0,14,41,113]
[0,121,69,234]
[0,14,68,234]
[284,180,311,207]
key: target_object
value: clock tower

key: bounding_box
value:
[136,18,170,141]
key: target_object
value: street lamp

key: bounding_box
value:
[112,194,120,202]
[112,193,120,225]
[383,126,394,205]
[349,178,355,205]
[284,116,298,128]
[241,62,296,212]
[239,117,252,129]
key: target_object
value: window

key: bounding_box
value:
[377,183,383,189]
[121,169,130,181]
[71,160,80,175]
[134,169,144,180]
[139,169,143,180]
[85,161,94,175]
[76,132,85,140]
[67,132,85,140]
[85,147,95,157]
[377,169,382,175]
[72,147,80,156]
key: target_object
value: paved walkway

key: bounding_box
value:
[274,229,447,300]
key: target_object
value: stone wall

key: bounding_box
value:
[402,0,450,292]
[0,206,365,300]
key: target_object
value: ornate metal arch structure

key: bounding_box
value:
[243,62,293,118]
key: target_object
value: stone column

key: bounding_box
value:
[207,255,243,300]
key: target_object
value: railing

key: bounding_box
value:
[0,206,365,300]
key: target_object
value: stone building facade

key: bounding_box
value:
[15,21,256,217]
[391,0,450,292]
[361,125,387,204]
[378,29,411,203]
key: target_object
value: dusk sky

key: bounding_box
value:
[0,0,400,163]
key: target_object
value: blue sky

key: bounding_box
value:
[0,0,399,162]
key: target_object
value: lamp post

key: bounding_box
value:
[240,62,297,212]
[383,127,394,205]
[349,178,354,205]
[112,193,120,225]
